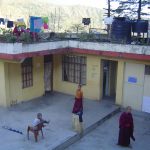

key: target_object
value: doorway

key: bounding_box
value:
[44,55,53,93]
[101,59,118,101]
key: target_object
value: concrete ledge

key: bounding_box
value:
[52,107,121,150]
[0,40,149,55]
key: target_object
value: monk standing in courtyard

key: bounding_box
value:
[72,84,83,122]
[118,106,135,147]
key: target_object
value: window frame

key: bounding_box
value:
[62,55,86,85]
[21,58,33,89]
[145,65,150,75]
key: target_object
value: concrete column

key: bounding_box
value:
[4,63,11,106]
[99,58,103,100]
[116,60,125,105]
[0,62,8,107]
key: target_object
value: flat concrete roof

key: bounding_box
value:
[0,41,150,61]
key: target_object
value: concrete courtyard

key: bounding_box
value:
[0,92,119,150]
[66,111,150,150]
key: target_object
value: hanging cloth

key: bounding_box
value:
[43,23,49,29]
[34,18,43,29]
[42,17,48,24]
[0,18,4,24]
[7,21,14,28]
[30,16,42,33]
[17,18,26,27]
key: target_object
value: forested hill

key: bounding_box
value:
[0,0,103,31]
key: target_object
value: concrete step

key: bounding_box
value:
[52,107,121,150]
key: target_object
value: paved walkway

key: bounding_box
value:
[0,92,119,150]
[66,111,150,150]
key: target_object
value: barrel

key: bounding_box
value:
[132,20,148,33]
[111,17,131,44]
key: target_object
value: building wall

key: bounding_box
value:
[53,53,150,112]
[123,63,144,110]
[53,54,101,100]
[0,62,7,106]
[21,56,44,101]
[5,56,44,106]
[116,60,125,105]
[123,62,150,111]
[0,52,150,111]
[53,54,126,104]
[142,75,150,113]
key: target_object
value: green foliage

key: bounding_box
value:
[0,29,17,43]
[78,33,97,41]
[19,32,32,43]
[70,24,84,33]
[3,29,12,35]
[57,32,67,39]
[4,34,17,43]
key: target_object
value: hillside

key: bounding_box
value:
[0,0,103,32]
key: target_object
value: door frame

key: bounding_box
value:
[100,59,118,101]
[44,55,53,92]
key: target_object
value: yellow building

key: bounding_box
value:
[0,41,150,113]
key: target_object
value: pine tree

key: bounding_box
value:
[110,0,150,19]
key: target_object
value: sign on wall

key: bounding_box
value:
[128,76,137,83]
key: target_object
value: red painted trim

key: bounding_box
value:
[0,48,69,61]
[69,48,150,61]
[0,47,150,61]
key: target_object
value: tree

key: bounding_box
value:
[103,0,149,37]
[103,0,117,36]
[111,0,150,19]
[103,0,115,18]
[70,24,84,33]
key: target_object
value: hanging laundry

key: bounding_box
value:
[5,18,9,22]
[17,22,26,27]
[42,17,48,29]
[34,18,43,29]
[17,18,26,27]
[42,17,49,29]
[43,22,49,29]
[42,17,48,24]
[0,18,5,25]
[104,17,114,25]
[7,21,14,28]
[13,21,18,26]
[17,18,24,22]
[30,16,42,33]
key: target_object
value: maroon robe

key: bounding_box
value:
[13,26,20,37]
[72,98,83,114]
[118,112,134,147]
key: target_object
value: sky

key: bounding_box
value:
[49,0,149,14]
[49,0,107,8]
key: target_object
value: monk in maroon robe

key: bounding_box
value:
[118,106,135,147]
[13,25,20,37]
[72,84,83,122]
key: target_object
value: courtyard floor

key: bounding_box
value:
[66,111,150,150]
[0,92,118,150]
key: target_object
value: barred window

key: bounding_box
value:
[62,55,86,85]
[22,58,33,88]
[145,65,150,75]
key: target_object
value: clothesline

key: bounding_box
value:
[0,16,49,33]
